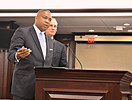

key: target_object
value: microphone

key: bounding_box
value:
[65,44,83,70]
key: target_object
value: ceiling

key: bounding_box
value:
[0,16,132,34]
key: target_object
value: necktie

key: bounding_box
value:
[40,32,46,60]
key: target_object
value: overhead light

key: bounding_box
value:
[114,26,126,30]
[127,30,132,32]
[1,13,132,17]
[94,35,98,37]
[123,23,130,26]
[89,29,95,32]
[52,13,132,17]
[115,26,123,30]
[0,13,37,17]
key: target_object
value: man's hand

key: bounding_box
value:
[16,46,31,59]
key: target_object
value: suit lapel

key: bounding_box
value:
[29,26,44,60]
[29,26,54,66]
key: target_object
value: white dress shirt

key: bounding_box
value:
[33,24,46,60]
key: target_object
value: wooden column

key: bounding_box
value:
[0,49,14,99]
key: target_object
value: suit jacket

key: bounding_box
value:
[52,39,68,67]
[8,26,68,99]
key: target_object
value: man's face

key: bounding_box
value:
[35,11,52,32]
[46,19,58,38]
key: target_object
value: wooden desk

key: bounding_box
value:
[35,67,132,100]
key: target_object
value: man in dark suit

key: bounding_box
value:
[8,9,67,100]
[46,18,68,67]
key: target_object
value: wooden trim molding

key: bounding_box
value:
[0,9,132,13]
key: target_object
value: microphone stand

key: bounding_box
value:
[66,44,83,70]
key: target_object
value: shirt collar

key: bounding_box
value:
[33,24,45,34]
[51,37,54,39]
[33,24,45,40]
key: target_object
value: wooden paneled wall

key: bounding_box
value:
[0,49,14,99]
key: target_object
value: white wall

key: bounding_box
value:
[75,43,132,72]
[1,0,132,9]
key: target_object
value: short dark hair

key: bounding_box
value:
[37,9,51,16]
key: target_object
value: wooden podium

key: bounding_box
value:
[34,67,132,100]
